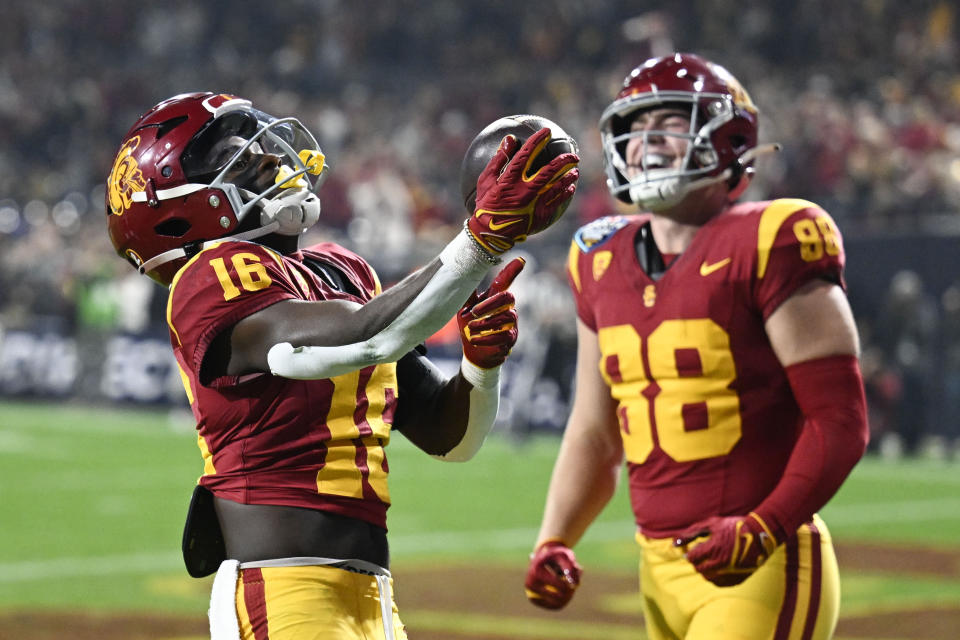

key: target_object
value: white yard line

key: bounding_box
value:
[0,551,182,583]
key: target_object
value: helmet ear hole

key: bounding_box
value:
[729,134,748,153]
[154,218,192,237]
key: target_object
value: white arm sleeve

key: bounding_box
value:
[431,357,501,462]
[267,229,498,380]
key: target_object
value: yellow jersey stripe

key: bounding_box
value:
[786,523,814,639]
[567,241,582,293]
[756,199,816,279]
[166,241,229,346]
[370,266,383,296]
[177,363,195,405]
[197,432,216,475]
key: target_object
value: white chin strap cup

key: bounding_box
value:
[630,170,733,211]
[629,176,684,210]
[260,189,321,236]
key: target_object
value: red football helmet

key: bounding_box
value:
[106,92,327,286]
[599,53,765,209]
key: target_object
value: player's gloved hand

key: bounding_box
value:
[469,129,579,254]
[525,539,583,610]
[457,257,524,369]
[674,512,778,587]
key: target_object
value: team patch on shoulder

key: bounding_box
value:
[574,216,629,253]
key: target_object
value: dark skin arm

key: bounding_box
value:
[224,259,441,376]
[392,349,473,455]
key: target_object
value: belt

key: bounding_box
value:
[213,497,390,568]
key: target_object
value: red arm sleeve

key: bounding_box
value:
[753,354,869,541]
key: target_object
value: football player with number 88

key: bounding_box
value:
[525,53,868,640]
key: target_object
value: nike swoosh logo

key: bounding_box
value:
[699,257,731,276]
[486,218,521,231]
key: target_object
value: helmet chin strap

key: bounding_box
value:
[137,221,282,277]
[259,188,321,236]
[137,189,322,278]
[630,169,732,210]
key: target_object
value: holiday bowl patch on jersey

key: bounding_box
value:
[574,216,629,252]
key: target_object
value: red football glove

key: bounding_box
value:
[674,512,778,587]
[457,257,524,369]
[468,128,579,254]
[525,539,583,610]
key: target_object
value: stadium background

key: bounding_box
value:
[1,1,959,638]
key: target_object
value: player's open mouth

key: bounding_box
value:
[641,153,672,170]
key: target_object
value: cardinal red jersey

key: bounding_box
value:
[567,199,845,537]
[167,239,396,529]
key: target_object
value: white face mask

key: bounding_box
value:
[599,94,732,209]
[136,115,329,278]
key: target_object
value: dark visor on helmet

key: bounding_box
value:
[181,111,260,180]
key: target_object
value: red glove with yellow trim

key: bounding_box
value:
[525,539,583,610]
[468,129,579,254]
[457,258,524,369]
[674,512,778,587]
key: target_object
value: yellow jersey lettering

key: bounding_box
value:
[597,319,742,464]
[209,253,273,301]
[816,216,842,256]
[316,364,396,503]
[793,215,842,263]
[210,257,241,300]
[793,218,823,262]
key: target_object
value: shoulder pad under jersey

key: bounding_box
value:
[574,216,630,253]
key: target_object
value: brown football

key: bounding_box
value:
[459,114,579,212]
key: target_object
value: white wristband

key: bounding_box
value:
[431,356,501,462]
[439,225,500,277]
[459,357,501,389]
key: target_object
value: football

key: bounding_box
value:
[459,114,579,212]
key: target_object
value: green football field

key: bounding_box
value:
[1,399,959,638]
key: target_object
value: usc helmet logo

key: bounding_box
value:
[107,136,146,216]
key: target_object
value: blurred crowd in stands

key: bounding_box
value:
[1,0,959,457]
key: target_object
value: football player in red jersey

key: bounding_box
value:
[106,92,578,639]
[525,54,868,639]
